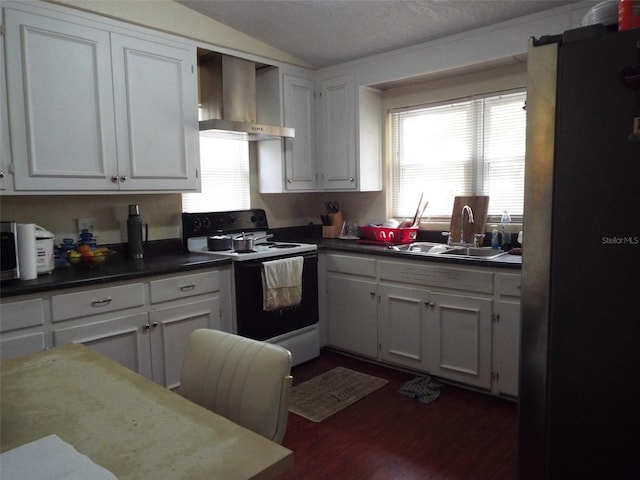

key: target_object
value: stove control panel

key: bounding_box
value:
[182,209,269,251]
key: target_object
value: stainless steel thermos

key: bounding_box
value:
[127,204,143,259]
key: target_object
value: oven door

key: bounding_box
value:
[234,252,318,341]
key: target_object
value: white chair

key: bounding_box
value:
[180,329,293,444]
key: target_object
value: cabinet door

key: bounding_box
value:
[320,74,356,190]
[378,284,430,370]
[53,312,153,380]
[0,297,47,359]
[494,299,521,397]
[148,296,220,389]
[5,9,118,191]
[283,74,317,191]
[110,33,199,191]
[426,292,493,389]
[1,27,12,193]
[326,273,378,358]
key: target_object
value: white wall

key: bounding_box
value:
[48,0,313,68]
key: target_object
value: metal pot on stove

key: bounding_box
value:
[207,233,233,251]
[232,233,270,252]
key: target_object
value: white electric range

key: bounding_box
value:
[186,234,317,261]
[181,210,319,366]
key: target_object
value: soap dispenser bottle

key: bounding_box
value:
[491,225,499,250]
[127,204,144,259]
[500,210,511,247]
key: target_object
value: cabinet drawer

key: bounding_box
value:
[325,254,376,277]
[149,271,219,304]
[379,260,493,294]
[497,273,522,297]
[51,283,145,322]
[0,298,45,332]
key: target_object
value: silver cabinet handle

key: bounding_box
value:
[180,284,196,292]
[119,175,127,182]
[91,298,113,307]
[111,174,120,183]
[0,171,4,178]
[349,177,355,182]
[144,322,160,330]
[287,178,293,183]
[424,301,435,308]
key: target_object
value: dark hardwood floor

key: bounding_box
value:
[277,349,518,480]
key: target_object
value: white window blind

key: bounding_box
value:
[391,90,526,220]
[182,136,250,213]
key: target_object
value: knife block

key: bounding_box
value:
[322,211,343,238]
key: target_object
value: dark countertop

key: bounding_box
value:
[0,242,230,299]
[1,231,521,299]
[314,238,522,269]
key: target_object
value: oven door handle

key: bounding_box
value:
[235,253,317,269]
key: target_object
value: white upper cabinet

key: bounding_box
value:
[320,74,356,190]
[257,69,317,192]
[0,23,12,193]
[110,33,199,191]
[3,5,199,194]
[319,74,382,192]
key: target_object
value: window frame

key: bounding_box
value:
[389,88,526,225]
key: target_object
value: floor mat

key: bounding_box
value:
[288,366,388,422]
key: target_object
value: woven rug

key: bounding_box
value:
[288,366,388,422]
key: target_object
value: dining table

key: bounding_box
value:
[0,344,293,479]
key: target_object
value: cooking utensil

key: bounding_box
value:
[325,201,340,213]
[232,233,271,252]
[413,200,429,226]
[411,192,424,226]
[207,233,233,251]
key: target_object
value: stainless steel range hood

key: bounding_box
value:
[198,52,294,141]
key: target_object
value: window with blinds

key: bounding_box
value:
[182,136,250,213]
[390,89,526,221]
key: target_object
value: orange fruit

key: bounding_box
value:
[77,245,92,254]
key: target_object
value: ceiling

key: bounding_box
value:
[177,0,583,69]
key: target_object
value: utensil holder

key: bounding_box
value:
[322,211,343,238]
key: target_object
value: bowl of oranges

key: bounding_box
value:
[66,245,116,268]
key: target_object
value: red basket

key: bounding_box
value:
[359,225,418,244]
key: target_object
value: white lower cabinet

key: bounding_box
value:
[327,274,378,358]
[493,273,522,397]
[323,252,520,396]
[148,297,220,390]
[54,311,153,379]
[379,284,493,389]
[0,266,230,390]
[325,254,378,358]
[0,297,47,360]
[425,291,493,389]
[378,284,430,370]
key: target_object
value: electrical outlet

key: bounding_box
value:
[77,217,95,234]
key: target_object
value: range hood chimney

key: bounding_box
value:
[198,52,294,141]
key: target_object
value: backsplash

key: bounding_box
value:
[0,190,388,246]
[1,194,184,245]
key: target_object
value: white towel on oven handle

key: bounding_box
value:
[261,256,304,311]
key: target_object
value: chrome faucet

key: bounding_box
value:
[460,204,474,244]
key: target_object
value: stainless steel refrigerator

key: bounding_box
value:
[519,25,640,479]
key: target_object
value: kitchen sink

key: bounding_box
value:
[389,242,452,255]
[438,247,508,259]
[390,243,507,260]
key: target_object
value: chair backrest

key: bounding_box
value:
[180,329,293,444]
